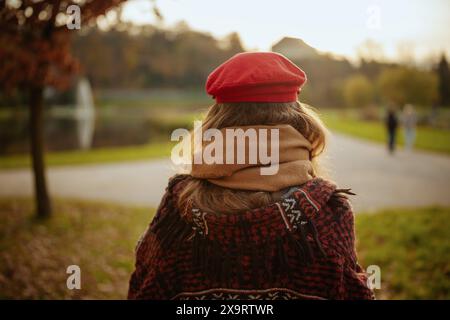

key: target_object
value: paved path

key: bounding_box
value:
[325,134,450,211]
[1,134,449,212]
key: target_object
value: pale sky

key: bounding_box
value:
[121,0,450,62]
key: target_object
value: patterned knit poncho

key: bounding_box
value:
[128,175,374,300]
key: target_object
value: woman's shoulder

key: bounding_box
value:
[285,177,355,233]
[295,177,353,211]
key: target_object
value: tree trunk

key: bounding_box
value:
[29,86,52,218]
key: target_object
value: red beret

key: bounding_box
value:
[206,52,307,103]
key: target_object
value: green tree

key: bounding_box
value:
[343,74,374,108]
[223,32,244,55]
[377,67,438,106]
[436,54,450,106]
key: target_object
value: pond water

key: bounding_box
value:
[0,106,196,156]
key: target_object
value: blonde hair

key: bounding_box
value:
[178,101,329,214]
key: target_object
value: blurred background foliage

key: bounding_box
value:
[1,22,449,158]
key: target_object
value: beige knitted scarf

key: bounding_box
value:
[190,124,313,191]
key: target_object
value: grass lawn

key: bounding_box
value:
[356,207,450,300]
[0,198,152,299]
[0,142,174,170]
[0,198,448,299]
[321,111,450,155]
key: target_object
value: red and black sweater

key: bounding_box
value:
[128,175,374,300]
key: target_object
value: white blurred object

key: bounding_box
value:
[75,78,95,150]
